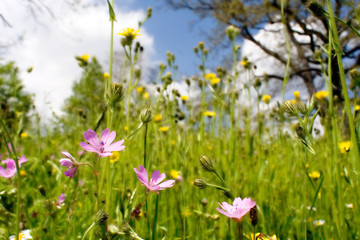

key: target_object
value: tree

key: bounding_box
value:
[165,0,360,98]
[0,61,34,133]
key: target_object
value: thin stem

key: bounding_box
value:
[237,221,242,240]
[143,123,148,167]
[0,118,21,240]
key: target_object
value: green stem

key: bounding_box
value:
[0,118,21,240]
[152,194,160,240]
[143,123,148,168]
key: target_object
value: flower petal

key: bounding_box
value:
[84,129,99,147]
[64,167,77,178]
[105,140,125,152]
[216,207,234,218]
[80,142,100,153]
[60,158,73,168]
[62,152,75,161]
[158,180,175,189]
[101,129,116,146]
[151,172,166,185]
[18,156,28,166]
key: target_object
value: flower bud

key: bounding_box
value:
[140,109,152,123]
[94,210,109,226]
[199,155,215,172]
[146,7,152,19]
[194,179,208,189]
[198,41,205,50]
[226,25,240,41]
[38,185,46,197]
[250,206,258,226]
[194,47,199,54]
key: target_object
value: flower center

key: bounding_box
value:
[99,141,105,152]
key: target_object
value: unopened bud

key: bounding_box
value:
[194,179,208,189]
[140,109,152,123]
[146,7,152,19]
[94,210,109,226]
[226,25,240,41]
[250,206,258,226]
[38,185,46,197]
[198,42,205,50]
[199,155,215,172]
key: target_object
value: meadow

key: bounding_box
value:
[1,1,360,240]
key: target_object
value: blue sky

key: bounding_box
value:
[117,0,224,76]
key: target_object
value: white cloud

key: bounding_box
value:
[0,0,155,120]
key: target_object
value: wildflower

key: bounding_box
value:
[118,28,141,40]
[159,126,169,132]
[124,126,129,132]
[205,73,217,81]
[58,193,65,204]
[314,91,328,100]
[170,169,183,182]
[0,156,28,179]
[346,203,353,209]
[59,152,79,178]
[103,72,110,79]
[204,111,216,117]
[210,77,220,85]
[262,95,271,104]
[80,54,90,62]
[20,132,28,138]
[180,95,189,101]
[355,105,360,111]
[136,86,144,93]
[80,129,125,157]
[226,25,240,41]
[313,219,325,226]
[154,114,162,123]
[247,233,278,240]
[144,92,150,99]
[216,197,256,222]
[109,151,120,163]
[339,141,351,154]
[308,171,321,180]
[241,58,251,68]
[294,91,300,100]
[9,229,33,240]
[134,165,175,193]
[20,170,26,177]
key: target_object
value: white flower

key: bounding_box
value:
[9,229,33,239]
[313,219,325,226]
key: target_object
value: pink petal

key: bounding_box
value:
[64,167,77,178]
[151,172,166,185]
[60,158,73,168]
[99,152,113,157]
[80,142,100,153]
[105,140,125,152]
[62,152,75,161]
[134,165,149,184]
[18,156,28,166]
[158,180,175,189]
[101,129,116,146]
[219,202,233,212]
[84,129,99,147]
[216,207,234,218]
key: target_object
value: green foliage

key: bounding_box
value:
[0,61,34,134]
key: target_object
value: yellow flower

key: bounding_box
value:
[159,126,169,132]
[124,125,129,132]
[118,28,141,39]
[103,72,109,79]
[205,73,216,80]
[136,86,144,93]
[20,170,26,177]
[80,54,90,62]
[182,209,192,218]
[247,233,278,240]
[314,91,328,100]
[170,170,180,179]
[241,59,249,66]
[20,132,28,138]
[144,92,150,99]
[180,95,189,101]
[109,151,120,163]
[171,140,176,145]
[210,77,220,85]
[262,94,271,104]
[294,91,300,100]
[204,111,216,117]
[355,105,360,111]
[339,141,351,154]
[154,114,162,123]
[308,171,321,180]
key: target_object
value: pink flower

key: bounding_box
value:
[216,197,256,222]
[134,165,175,193]
[0,156,28,178]
[58,193,65,204]
[59,152,78,178]
[80,129,125,157]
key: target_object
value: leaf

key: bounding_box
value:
[107,0,116,21]
[354,118,360,152]
[301,138,316,154]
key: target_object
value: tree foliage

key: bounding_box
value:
[165,0,360,97]
[0,61,34,134]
